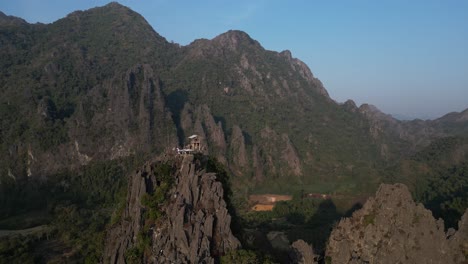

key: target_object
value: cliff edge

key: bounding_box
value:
[104,154,240,263]
[326,183,468,264]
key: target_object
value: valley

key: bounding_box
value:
[0,2,467,263]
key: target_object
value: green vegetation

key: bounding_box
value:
[126,161,175,263]
[221,249,276,264]
[1,2,467,262]
[239,197,344,260]
[363,213,375,226]
[0,234,41,264]
[141,163,174,222]
[0,156,144,262]
[221,249,261,264]
[386,136,468,229]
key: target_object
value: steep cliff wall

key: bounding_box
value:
[104,154,240,263]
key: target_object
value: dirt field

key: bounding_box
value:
[249,194,293,211]
[251,204,275,211]
[249,194,293,204]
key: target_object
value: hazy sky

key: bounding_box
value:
[1,0,467,119]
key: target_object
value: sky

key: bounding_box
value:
[1,0,467,119]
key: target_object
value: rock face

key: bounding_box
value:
[104,158,151,263]
[289,240,318,264]
[104,154,240,263]
[326,183,468,264]
[153,155,240,263]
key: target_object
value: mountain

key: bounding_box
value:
[326,183,468,263]
[1,3,466,190]
[359,104,468,148]
[0,3,467,263]
[391,113,433,121]
[0,3,400,196]
[0,3,177,180]
[385,136,468,229]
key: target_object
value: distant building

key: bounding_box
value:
[177,135,202,155]
[188,135,201,151]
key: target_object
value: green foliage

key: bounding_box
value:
[131,161,175,261]
[420,163,468,228]
[30,119,69,151]
[124,228,153,264]
[141,180,170,222]
[1,3,468,262]
[0,235,38,264]
[240,197,342,257]
[125,246,143,264]
[386,136,468,229]
[221,249,270,264]
[203,156,242,232]
[0,156,144,261]
[221,249,259,264]
[205,156,231,197]
[412,213,421,224]
[363,213,375,226]
[141,162,174,223]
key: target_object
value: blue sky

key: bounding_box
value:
[1,0,467,119]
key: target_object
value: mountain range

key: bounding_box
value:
[0,3,467,263]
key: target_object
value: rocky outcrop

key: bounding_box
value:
[251,145,264,182]
[326,183,468,264]
[179,104,227,164]
[342,99,358,113]
[153,155,240,263]
[212,30,261,52]
[104,157,151,263]
[290,240,318,264]
[104,154,240,264]
[258,127,302,177]
[229,125,248,173]
[279,50,329,98]
[281,134,302,176]
[358,104,400,140]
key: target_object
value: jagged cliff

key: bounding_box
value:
[104,154,240,263]
[289,239,318,264]
[326,183,468,264]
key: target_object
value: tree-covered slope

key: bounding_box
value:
[386,136,468,228]
[1,3,467,263]
[0,3,178,181]
[0,2,466,196]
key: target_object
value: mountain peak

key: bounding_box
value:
[437,107,468,123]
[99,1,134,13]
[105,1,126,7]
[212,30,261,50]
[56,1,167,45]
[0,11,27,26]
[215,30,252,40]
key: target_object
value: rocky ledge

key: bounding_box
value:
[326,183,468,264]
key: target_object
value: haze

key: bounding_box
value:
[2,0,467,119]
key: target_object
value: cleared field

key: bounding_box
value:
[249,194,293,211]
[249,194,293,204]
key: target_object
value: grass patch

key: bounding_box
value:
[363,213,375,226]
